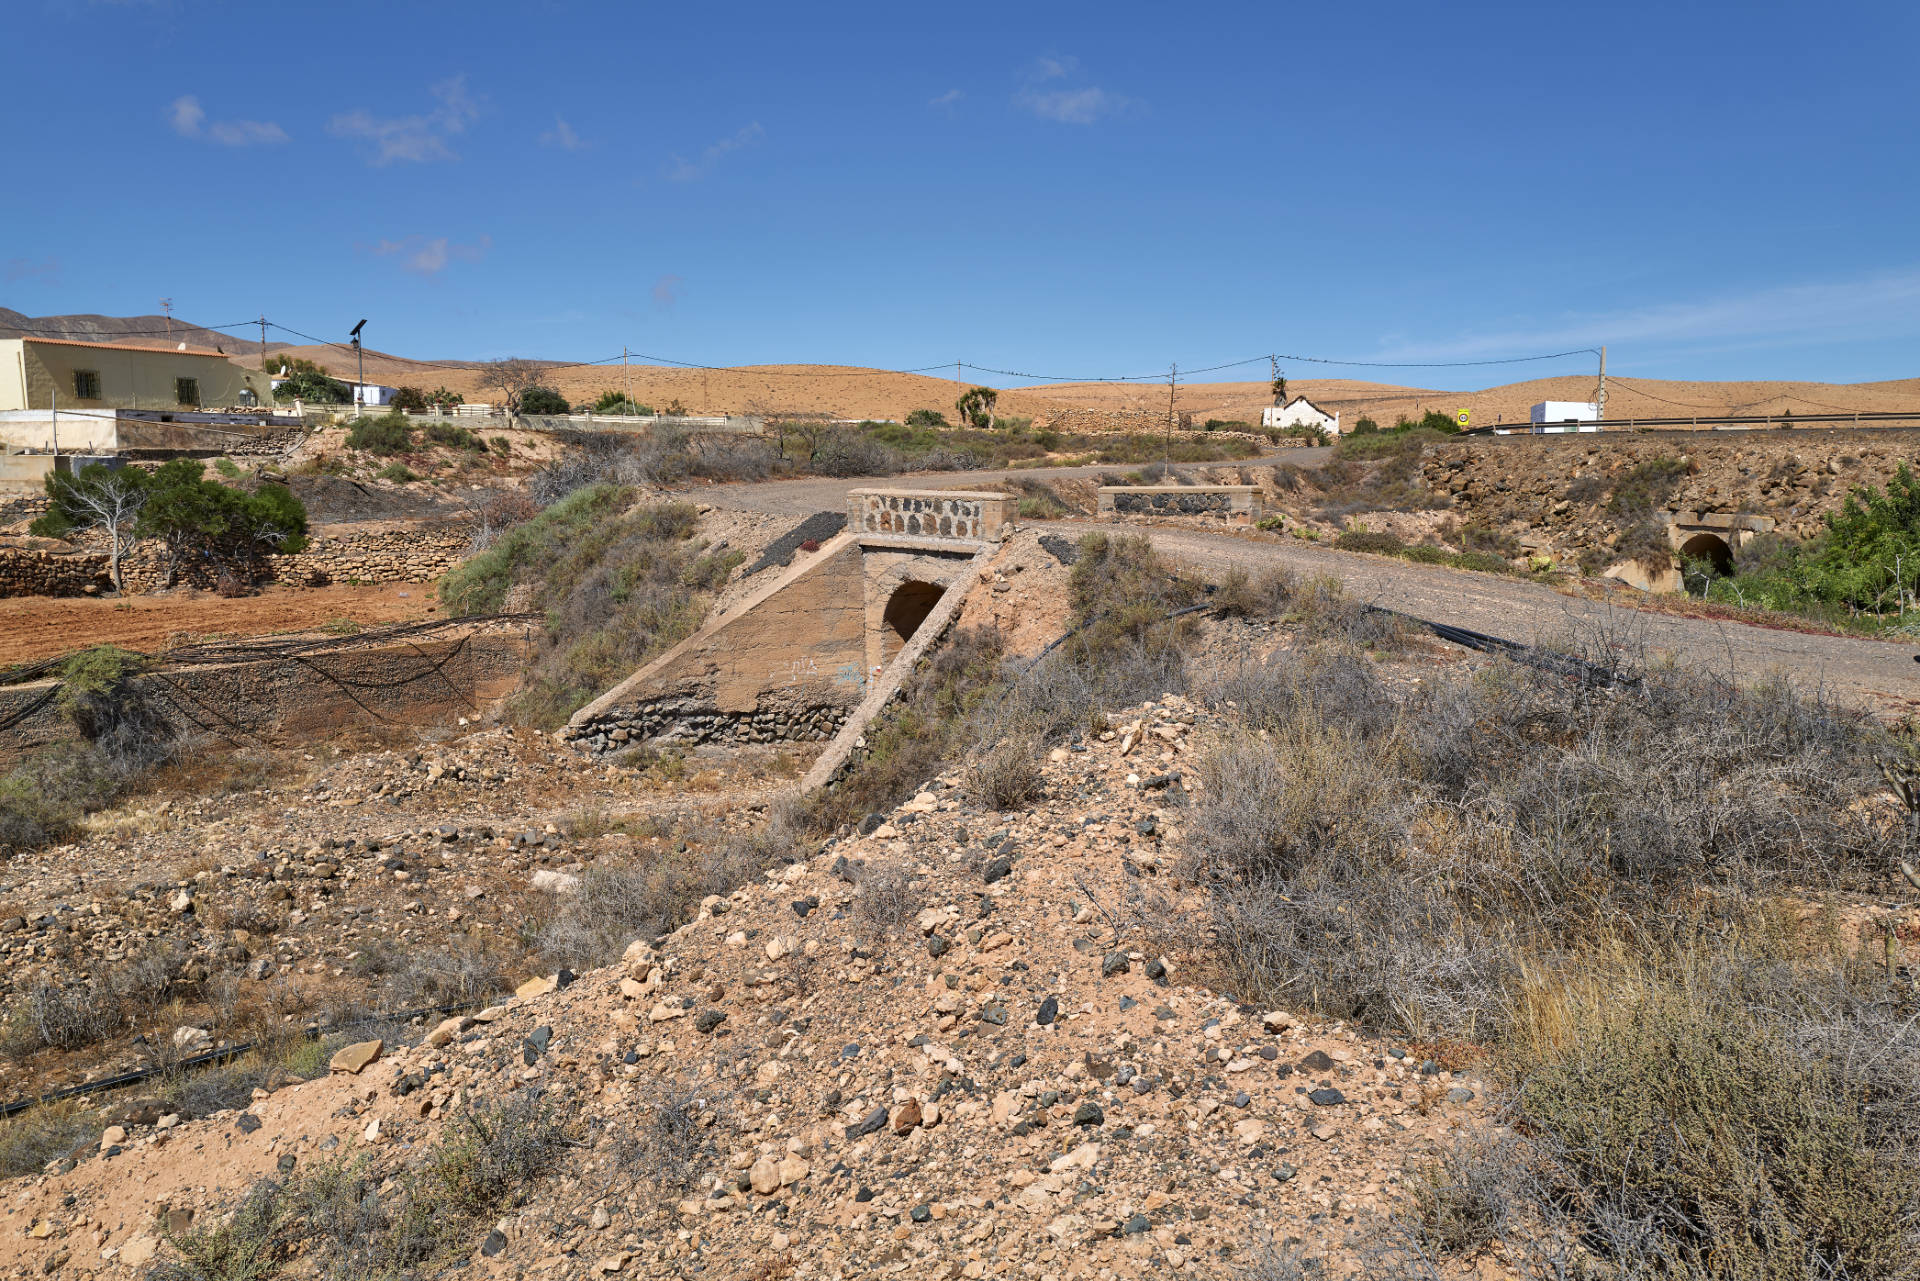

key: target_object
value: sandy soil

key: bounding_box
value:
[254,347,1920,428]
[0,584,436,665]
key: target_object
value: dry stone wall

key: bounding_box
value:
[0,521,469,598]
[570,689,853,755]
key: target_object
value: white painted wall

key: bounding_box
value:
[1530,400,1599,423]
[1262,398,1341,434]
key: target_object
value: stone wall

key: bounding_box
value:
[0,542,110,596]
[567,689,852,754]
[0,520,468,598]
[847,489,1008,541]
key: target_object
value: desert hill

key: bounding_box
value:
[7,310,1914,426]
[0,310,291,360]
[264,343,1920,427]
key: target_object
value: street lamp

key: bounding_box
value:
[349,319,367,408]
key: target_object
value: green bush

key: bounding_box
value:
[376,463,417,483]
[425,423,484,451]
[344,414,415,456]
[904,408,950,428]
[271,369,350,405]
[520,385,570,415]
[390,386,429,412]
[1334,529,1406,555]
[591,390,652,415]
[440,484,629,615]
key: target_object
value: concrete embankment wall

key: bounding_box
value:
[565,534,872,751]
[0,623,532,761]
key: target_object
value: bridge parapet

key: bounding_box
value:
[848,489,1008,542]
[1098,484,1263,525]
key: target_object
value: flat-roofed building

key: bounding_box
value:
[0,337,268,414]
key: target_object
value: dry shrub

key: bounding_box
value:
[1509,955,1919,1279]
[851,860,921,931]
[960,729,1046,811]
[0,1100,104,1177]
[1211,563,1295,618]
[536,808,803,968]
[1287,575,1411,650]
[1404,1132,1523,1257]
[612,1076,721,1198]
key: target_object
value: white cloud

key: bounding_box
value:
[1370,268,1920,363]
[208,118,288,145]
[169,95,204,136]
[1014,56,1129,124]
[168,94,287,146]
[541,116,585,150]
[3,257,59,285]
[329,76,480,165]
[930,88,963,110]
[371,234,491,276]
[665,122,763,182]
[652,274,683,306]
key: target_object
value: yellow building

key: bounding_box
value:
[0,337,268,413]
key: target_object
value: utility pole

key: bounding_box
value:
[1166,362,1177,470]
[623,346,631,416]
[1270,354,1280,404]
[258,316,268,369]
[349,319,367,410]
[160,298,173,339]
[1596,345,1608,422]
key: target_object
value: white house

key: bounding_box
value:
[1530,400,1599,425]
[1262,396,1341,435]
[349,383,400,408]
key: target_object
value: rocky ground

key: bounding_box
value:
[0,731,815,1102]
[0,685,1498,1281]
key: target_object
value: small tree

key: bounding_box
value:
[31,464,149,593]
[427,386,465,409]
[391,385,429,412]
[956,386,998,430]
[520,385,570,415]
[478,359,546,416]
[904,408,950,429]
[137,460,308,585]
[1272,370,1288,405]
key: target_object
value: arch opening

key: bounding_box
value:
[1678,531,1734,577]
[883,580,945,645]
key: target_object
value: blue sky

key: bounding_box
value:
[3,0,1916,387]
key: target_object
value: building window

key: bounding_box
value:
[72,370,102,400]
[175,378,200,407]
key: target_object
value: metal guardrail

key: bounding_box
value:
[1468,410,1920,435]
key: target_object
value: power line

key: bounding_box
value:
[1269,347,1600,369]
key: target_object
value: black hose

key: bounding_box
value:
[0,996,495,1120]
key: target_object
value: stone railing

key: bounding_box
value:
[1097,485,1263,525]
[847,489,1009,541]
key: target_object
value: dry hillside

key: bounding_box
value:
[255,345,1920,429]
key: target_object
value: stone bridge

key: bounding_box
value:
[1662,509,1776,575]
[563,489,1008,753]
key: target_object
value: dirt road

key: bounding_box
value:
[0,583,437,666]
[701,464,1918,710]
[1103,524,1920,713]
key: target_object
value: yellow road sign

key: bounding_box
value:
[1456,409,1470,427]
